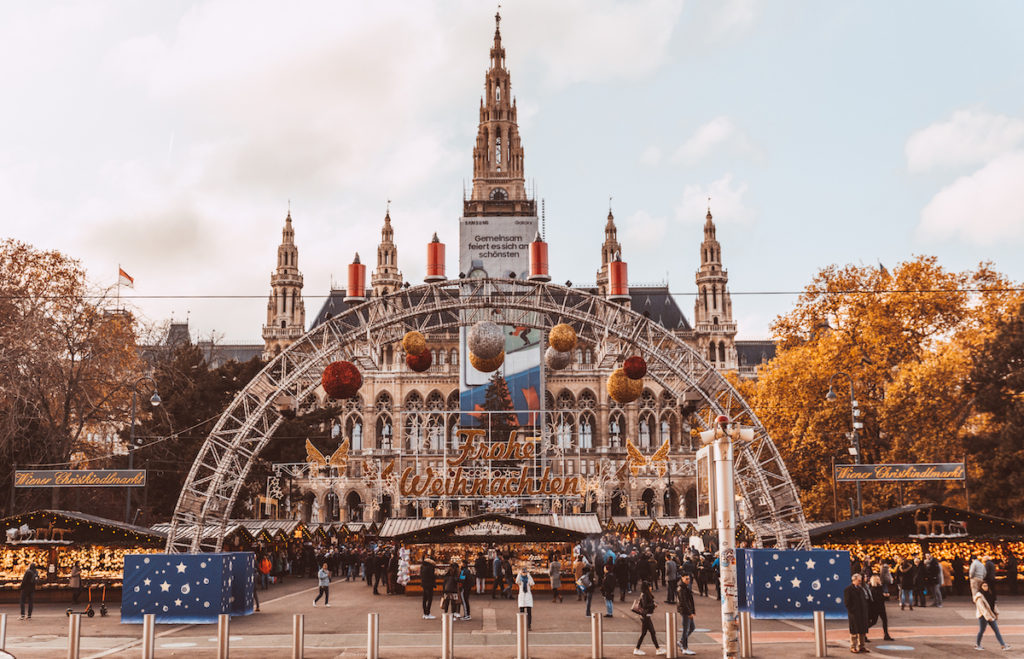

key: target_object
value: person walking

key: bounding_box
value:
[516,563,535,631]
[503,555,515,600]
[549,553,564,602]
[441,562,462,617]
[579,564,595,617]
[868,575,894,641]
[574,554,587,601]
[632,581,666,655]
[259,554,272,590]
[601,563,616,617]
[421,554,437,619]
[474,552,489,595]
[676,573,697,655]
[459,561,474,621]
[69,562,82,605]
[844,573,870,654]
[19,563,38,620]
[665,554,678,604]
[928,555,944,607]
[897,558,916,610]
[974,580,1011,651]
[313,562,330,607]
[969,555,987,595]
[492,552,505,599]
[616,554,631,602]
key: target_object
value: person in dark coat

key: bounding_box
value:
[984,555,998,592]
[633,581,663,655]
[896,558,916,610]
[19,563,39,620]
[441,563,461,616]
[420,554,437,619]
[676,573,697,655]
[912,557,927,608]
[1006,551,1019,596]
[868,574,893,641]
[601,563,617,617]
[844,573,870,653]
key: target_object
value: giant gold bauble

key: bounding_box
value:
[545,346,572,371]
[469,350,505,373]
[549,323,577,352]
[607,368,642,404]
[402,330,427,356]
[468,321,504,360]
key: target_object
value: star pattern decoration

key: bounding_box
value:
[144,578,151,586]
[805,559,816,570]
[160,581,170,592]
[176,562,187,573]
[790,577,801,588]
[774,574,782,582]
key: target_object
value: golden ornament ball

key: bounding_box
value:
[402,330,427,356]
[607,368,643,404]
[469,350,505,373]
[549,323,577,353]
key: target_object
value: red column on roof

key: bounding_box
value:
[529,233,550,282]
[345,253,366,302]
[425,233,445,282]
[609,258,629,301]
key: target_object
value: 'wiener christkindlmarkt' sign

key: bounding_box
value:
[14,469,147,488]
[834,463,965,482]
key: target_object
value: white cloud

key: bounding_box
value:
[671,116,752,165]
[622,210,668,250]
[917,151,1024,245]
[639,145,662,166]
[906,109,1024,174]
[675,174,753,224]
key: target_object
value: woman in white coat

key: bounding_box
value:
[516,563,536,630]
[973,580,1010,651]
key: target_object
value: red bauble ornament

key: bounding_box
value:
[321,361,362,399]
[623,356,647,380]
[406,350,433,373]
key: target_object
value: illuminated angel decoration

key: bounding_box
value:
[625,438,671,476]
[306,438,350,469]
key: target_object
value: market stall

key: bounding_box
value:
[1,510,164,602]
[378,513,602,593]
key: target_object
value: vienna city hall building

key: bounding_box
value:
[242,14,775,528]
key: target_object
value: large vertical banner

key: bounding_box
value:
[459,215,541,431]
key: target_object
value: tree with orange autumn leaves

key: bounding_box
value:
[738,256,1023,522]
[0,239,147,514]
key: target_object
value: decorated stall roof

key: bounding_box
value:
[2,510,164,546]
[379,513,602,543]
[151,522,254,545]
[810,504,1024,544]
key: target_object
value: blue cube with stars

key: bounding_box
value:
[738,548,850,619]
[121,552,255,624]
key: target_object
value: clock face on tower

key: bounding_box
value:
[489,187,508,201]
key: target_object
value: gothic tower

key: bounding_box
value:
[595,208,622,295]
[463,12,535,218]
[263,210,305,358]
[694,207,737,368]
[371,207,403,296]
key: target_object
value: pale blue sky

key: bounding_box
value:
[1,1,1022,341]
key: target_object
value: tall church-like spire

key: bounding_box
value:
[263,209,305,358]
[464,11,535,217]
[372,205,403,296]
[596,206,622,295]
[694,204,737,368]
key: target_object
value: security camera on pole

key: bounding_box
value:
[699,414,754,658]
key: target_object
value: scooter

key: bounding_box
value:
[66,584,97,617]
[65,583,108,618]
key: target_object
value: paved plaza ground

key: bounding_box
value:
[4,575,1024,657]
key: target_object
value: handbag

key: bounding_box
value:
[631,598,644,615]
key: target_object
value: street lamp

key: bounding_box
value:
[826,372,862,517]
[127,376,161,524]
[699,414,754,658]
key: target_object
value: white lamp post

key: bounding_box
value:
[699,414,754,658]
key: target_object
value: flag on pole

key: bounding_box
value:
[118,267,134,289]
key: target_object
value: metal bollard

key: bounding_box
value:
[217,613,230,659]
[367,612,379,659]
[813,610,828,657]
[67,613,81,659]
[0,612,7,651]
[441,613,454,659]
[292,614,304,659]
[516,612,529,659]
[740,611,753,658]
[590,612,604,659]
[666,611,679,659]
[142,613,156,659]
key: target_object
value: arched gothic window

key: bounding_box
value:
[579,412,594,450]
[608,411,625,448]
[702,286,708,311]
[708,343,716,362]
[719,341,726,363]
[345,415,363,451]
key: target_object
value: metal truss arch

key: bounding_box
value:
[168,278,809,552]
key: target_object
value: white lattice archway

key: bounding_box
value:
[167,279,809,552]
